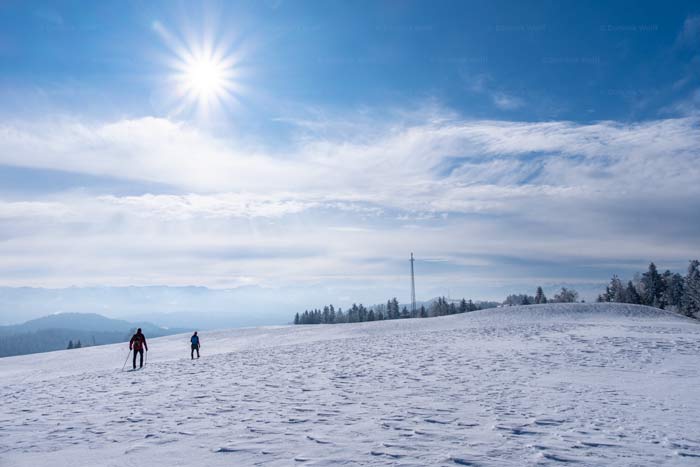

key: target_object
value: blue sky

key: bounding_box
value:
[0,1,699,311]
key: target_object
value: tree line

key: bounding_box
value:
[293,259,700,326]
[0,330,101,358]
[294,297,498,325]
[597,260,700,318]
[2,329,129,358]
[503,286,580,306]
[67,339,88,349]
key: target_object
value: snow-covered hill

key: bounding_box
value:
[2,303,699,466]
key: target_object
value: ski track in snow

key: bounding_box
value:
[1,303,700,466]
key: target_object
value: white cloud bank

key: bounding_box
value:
[0,111,698,292]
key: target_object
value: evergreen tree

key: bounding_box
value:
[294,312,300,325]
[625,281,642,304]
[387,300,393,319]
[348,304,359,323]
[611,275,626,302]
[429,298,438,316]
[67,340,74,350]
[459,298,468,313]
[419,305,427,317]
[662,271,685,311]
[75,340,82,348]
[401,306,410,318]
[683,260,700,318]
[552,287,578,303]
[596,288,609,302]
[393,298,400,319]
[504,294,535,306]
[430,297,450,316]
[641,262,664,307]
[535,287,547,304]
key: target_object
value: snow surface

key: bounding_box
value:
[2,303,700,466]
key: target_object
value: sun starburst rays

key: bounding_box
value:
[155,21,245,118]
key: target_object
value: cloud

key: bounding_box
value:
[465,73,525,111]
[0,110,698,291]
[492,93,524,110]
[98,193,316,220]
[2,114,698,203]
[0,117,309,192]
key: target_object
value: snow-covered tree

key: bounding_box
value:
[599,275,626,303]
[504,294,535,306]
[683,260,700,318]
[387,298,400,320]
[625,281,642,304]
[662,271,685,312]
[448,303,456,315]
[611,276,626,302]
[640,262,665,308]
[459,298,468,313]
[552,287,578,303]
[534,287,547,304]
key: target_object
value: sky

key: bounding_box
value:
[0,0,699,315]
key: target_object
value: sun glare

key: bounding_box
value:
[185,57,226,98]
[155,21,244,117]
[174,51,239,116]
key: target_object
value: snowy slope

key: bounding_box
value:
[2,303,699,466]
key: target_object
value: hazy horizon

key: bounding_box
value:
[1,1,699,323]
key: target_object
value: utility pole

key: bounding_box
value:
[410,252,417,316]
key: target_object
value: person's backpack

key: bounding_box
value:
[132,335,143,350]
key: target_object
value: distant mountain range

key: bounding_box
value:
[0,285,305,327]
[0,313,187,358]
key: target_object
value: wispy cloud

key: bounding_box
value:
[2,113,698,204]
[0,109,698,292]
[465,73,525,111]
[492,93,524,110]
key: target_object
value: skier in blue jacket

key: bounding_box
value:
[190,331,200,359]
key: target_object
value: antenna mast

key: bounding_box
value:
[410,252,417,315]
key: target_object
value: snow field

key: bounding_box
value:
[1,303,699,466]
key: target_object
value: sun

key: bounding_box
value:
[174,50,240,116]
[183,56,227,100]
[154,21,245,117]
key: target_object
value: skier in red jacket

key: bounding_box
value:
[129,328,148,370]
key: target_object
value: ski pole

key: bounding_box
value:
[144,349,148,367]
[121,349,132,371]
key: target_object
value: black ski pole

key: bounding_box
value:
[121,349,132,371]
